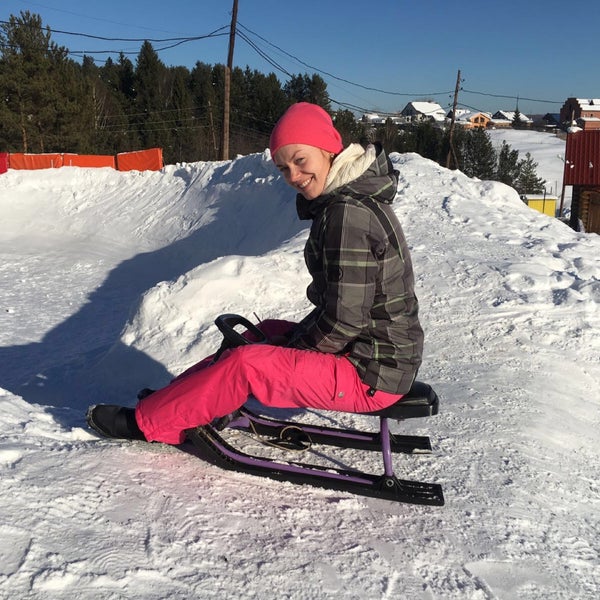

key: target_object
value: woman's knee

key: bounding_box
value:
[224,345,293,380]
[257,319,296,339]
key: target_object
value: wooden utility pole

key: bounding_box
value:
[221,0,239,160]
[446,69,461,170]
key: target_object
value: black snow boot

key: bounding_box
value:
[211,409,243,431]
[137,387,156,400]
[86,405,146,441]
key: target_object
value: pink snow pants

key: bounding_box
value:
[135,319,403,444]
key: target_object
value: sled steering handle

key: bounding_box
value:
[214,313,268,348]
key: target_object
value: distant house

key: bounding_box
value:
[450,110,492,129]
[562,129,600,233]
[361,112,404,125]
[490,110,532,128]
[401,101,447,124]
[361,113,386,124]
[448,108,470,119]
[540,113,561,131]
[559,98,600,131]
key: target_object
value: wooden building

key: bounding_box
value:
[563,130,600,233]
[450,110,492,129]
[490,110,532,128]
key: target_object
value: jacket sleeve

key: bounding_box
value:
[291,201,382,353]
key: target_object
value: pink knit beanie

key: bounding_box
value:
[269,102,343,158]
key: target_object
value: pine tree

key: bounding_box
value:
[333,109,367,147]
[439,125,467,168]
[189,61,220,159]
[496,141,520,186]
[164,66,199,163]
[252,72,288,131]
[515,152,546,194]
[413,121,442,162]
[229,67,288,155]
[283,73,331,110]
[116,53,136,106]
[56,57,95,152]
[512,108,523,129]
[460,127,496,179]
[0,11,84,152]
[283,74,310,103]
[134,41,169,149]
[305,74,331,110]
[93,56,140,153]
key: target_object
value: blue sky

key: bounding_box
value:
[2,0,599,117]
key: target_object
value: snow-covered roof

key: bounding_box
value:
[403,101,447,122]
[454,110,492,122]
[575,98,600,111]
[492,110,532,123]
[361,112,402,124]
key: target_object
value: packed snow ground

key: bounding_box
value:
[0,131,598,599]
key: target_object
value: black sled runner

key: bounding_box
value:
[184,315,445,506]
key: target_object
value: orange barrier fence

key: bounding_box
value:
[62,153,116,168]
[2,148,163,173]
[9,153,63,170]
[116,148,163,172]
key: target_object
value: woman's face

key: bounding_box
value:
[273,144,333,200]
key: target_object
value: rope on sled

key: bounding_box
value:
[246,421,312,452]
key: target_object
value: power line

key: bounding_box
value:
[13,1,192,36]
[68,34,229,58]
[235,22,565,112]
[0,19,229,43]
[461,88,562,105]
[237,22,454,99]
[0,18,229,58]
[0,15,565,114]
[236,29,292,78]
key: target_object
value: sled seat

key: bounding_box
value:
[362,381,439,420]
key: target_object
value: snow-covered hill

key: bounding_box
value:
[0,131,598,599]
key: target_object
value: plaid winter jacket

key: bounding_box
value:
[290,143,423,395]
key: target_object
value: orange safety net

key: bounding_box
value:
[62,154,116,168]
[9,153,63,170]
[4,148,164,173]
[116,148,163,172]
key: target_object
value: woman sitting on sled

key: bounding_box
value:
[87,102,424,444]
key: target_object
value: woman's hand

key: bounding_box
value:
[268,335,290,346]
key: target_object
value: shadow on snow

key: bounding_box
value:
[0,156,305,430]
